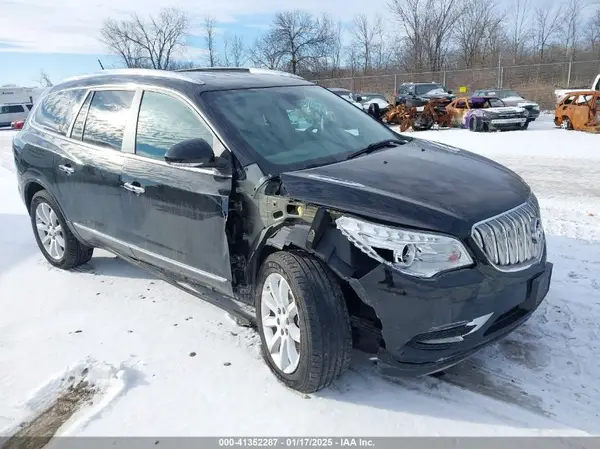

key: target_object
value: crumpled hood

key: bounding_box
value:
[280,138,531,237]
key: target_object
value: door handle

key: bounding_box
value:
[58,164,74,175]
[123,182,145,195]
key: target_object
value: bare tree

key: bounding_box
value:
[532,3,562,61]
[231,34,246,66]
[223,33,246,67]
[388,0,465,72]
[327,21,344,76]
[269,10,334,74]
[585,8,600,56]
[351,14,383,74]
[563,0,588,60]
[204,14,218,67]
[506,0,533,64]
[454,0,503,68]
[38,70,53,87]
[100,7,189,70]
[248,32,285,70]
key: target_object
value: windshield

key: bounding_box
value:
[201,85,409,173]
[415,83,444,95]
[496,90,519,99]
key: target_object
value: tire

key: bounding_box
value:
[29,190,94,269]
[255,251,352,393]
[469,116,481,132]
[521,121,529,130]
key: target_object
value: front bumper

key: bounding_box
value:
[348,256,553,377]
[485,116,528,130]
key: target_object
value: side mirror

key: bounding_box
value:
[356,96,364,102]
[164,138,225,169]
[447,90,453,94]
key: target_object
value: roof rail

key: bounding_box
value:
[176,66,304,80]
[59,68,206,85]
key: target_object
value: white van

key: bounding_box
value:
[0,103,33,128]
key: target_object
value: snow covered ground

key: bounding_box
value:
[0,115,599,438]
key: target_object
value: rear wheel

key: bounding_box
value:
[255,251,352,393]
[30,190,94,269]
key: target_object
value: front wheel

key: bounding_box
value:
[560,116,573,130]
[29,190,94,269]
[255,251,352,393]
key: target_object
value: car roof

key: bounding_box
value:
[562,90,598,96]
[48,67,314,94]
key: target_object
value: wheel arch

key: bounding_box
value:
[250,208,383,347]
[23,178,87,245]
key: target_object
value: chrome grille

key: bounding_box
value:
[472,198,544,271]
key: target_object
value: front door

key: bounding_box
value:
[120,88,234,296]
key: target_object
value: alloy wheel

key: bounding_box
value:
[261,273,301,374]
[35,202,65,260]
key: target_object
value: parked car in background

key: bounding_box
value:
[446,96,529,131]
[554,90,600,133]
[0,103,33,127]
[472,88,540,121]
[554,74,600,104]
[327,87,362,108]
[13,67,552,394]
[394,82,455,107]
[356,92,391,116]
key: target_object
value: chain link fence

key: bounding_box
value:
[311,60,600,110]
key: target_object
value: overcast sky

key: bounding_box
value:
[0,0,553,86]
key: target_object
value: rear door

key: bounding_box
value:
[120,88,234,296]
[63,87,138,255]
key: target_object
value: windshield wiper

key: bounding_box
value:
[346,139,407,160]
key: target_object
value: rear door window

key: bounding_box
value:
[82,90,135,150]
[134,90,214,160]
[34,89,86,135]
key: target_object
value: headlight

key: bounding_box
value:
[335,216,473,278]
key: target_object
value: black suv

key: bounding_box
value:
[12,68,553,393]
[394,82,455,106]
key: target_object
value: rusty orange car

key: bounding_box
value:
[554,91,600,133]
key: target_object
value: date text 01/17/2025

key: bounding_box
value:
[218,438,376,447]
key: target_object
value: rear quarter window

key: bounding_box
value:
[34,88,87,135]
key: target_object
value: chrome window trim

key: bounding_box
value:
[470,196,545,273]
[73,223,228,283]
[67,89,93,138]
